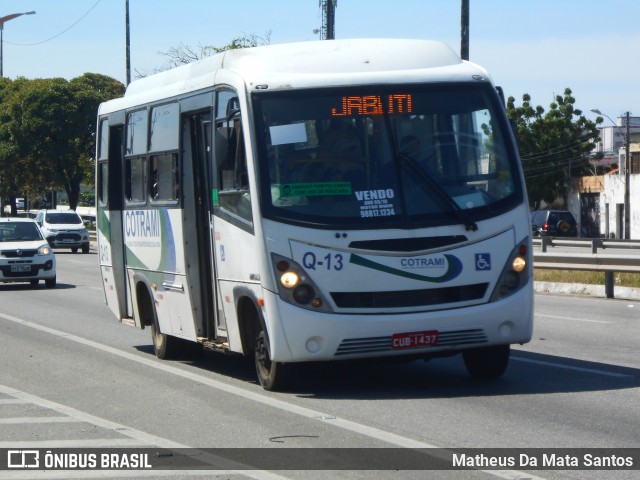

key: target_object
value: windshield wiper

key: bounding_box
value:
[397,152,478,232]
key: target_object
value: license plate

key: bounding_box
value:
[392,330,439,350]
[62,239,74,244]
[10,265,31,273]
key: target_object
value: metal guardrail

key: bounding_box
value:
[535,237,640,254]
[532,237,640,298]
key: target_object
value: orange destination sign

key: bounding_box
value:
[331,94,413,117]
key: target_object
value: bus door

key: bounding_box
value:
[98,121,131,322]
[211,91,255,341]
[184,111,221,340]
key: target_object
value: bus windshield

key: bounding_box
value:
[254,83,521,229]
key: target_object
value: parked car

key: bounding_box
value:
[530,210,579,237]
[35,209,90,253]
[0,218,56,288]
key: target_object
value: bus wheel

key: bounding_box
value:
[144,293,202,360]
[462,345,510,379]
[150,321,175,359]
[148,301,182,359]
[254,329,290,391]
[150,322,203,360]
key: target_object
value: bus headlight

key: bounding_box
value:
[512,256,526,272]
[490,239,531,302]
[271,253,332,312]
[280,271,300,288]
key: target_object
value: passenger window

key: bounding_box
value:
[97,119,109,206]
[125,157,146,203]
[98,161,108,206]
[214,91,252,224]
[125,110,148,205]
[126,110,147,156]
[150,153,179,201]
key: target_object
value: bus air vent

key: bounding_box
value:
[331,283,488,309]
[348,235,467,252]
[335,329,487,356]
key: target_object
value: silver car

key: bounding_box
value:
[0,218,56,288]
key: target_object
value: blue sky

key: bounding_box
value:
[1,0,638,123]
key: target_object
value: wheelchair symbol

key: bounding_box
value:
[475,253,491,271]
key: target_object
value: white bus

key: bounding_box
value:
[96,39,533,390]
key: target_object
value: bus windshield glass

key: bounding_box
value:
[254,83,521,229]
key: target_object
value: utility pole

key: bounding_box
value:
[320,0,336,40]
[460,0,469,60]
[125,0,131,86]
[624,111,631,239]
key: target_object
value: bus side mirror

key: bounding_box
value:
[496,86,505,107]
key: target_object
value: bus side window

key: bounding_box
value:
[214,93,252,224]
[150,153,179,201]
[125,109,148,205]
[97,119,109,207]
[125,156,146,203]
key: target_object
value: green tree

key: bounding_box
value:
[69,73,125,191]
[0,74,123,212]
[0,77,32,215]
[507,88,601,207]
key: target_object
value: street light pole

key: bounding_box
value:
[624,111,631,239]
[0,11,36,78]
[592,108,632,239]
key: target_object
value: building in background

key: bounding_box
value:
[569,123,640,239]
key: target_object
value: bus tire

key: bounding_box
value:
[144,292,184,360]
[462,344,510,379]
[151,321,203,360]
[254,329,290,391]
[150,319,179,360]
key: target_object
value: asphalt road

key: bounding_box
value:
[0,250,638,479]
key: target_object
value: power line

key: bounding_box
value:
[520,137,595,161]
[4,0,102,47]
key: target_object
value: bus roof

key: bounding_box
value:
[99,39,492,115]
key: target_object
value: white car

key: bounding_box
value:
[35,209,90,253]
[0,218,56,288]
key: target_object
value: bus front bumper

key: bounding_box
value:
[262,285,533,363]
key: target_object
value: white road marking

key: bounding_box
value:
[0,416,80,424]
[511,356,632,378]
[0,384,290,480]
[0,312,547,480]
[0,438,143,448]
[536,313,613,324]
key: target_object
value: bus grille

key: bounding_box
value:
[335,329,487,356]
[330,283,488,309]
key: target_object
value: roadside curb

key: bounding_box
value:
[534,281,640,301]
